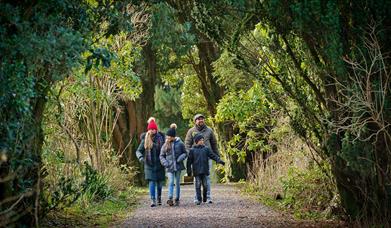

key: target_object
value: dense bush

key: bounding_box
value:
[281,165,337,219]
[244,117,340,219]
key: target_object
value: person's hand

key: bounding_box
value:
[219,160,225,166]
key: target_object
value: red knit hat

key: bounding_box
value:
[147,117,158,130]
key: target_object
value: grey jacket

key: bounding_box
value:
[160,137,187,173]
[184,125,219,156]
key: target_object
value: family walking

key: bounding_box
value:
[136,114,225,207]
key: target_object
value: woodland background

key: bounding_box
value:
[0,0,390,226]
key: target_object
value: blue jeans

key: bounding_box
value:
[167,171,181,200]
[195,175,207,202]
[194,159,212,201]
[149,180,163,200]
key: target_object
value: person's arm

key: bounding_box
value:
[207,148,225,165]
[135,139,145,162]
[186,149,193,176]
[184,129,193,154]
[209,129,220,157]
[176,142,187,162]
[159,144,169,167]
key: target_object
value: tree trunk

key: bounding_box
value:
[112,43,157,185]
[0,82,48,226]
[168,0,257,181]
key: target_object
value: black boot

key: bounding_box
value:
[174,199,180,206]
[157,196,162,206]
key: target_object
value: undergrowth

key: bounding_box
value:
[41,186,146,227]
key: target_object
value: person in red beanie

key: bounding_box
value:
[136,117,166,207]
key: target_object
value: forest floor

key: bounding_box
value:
[122,184,346,228]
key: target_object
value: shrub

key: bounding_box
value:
[280,164,337,219]
[80,162,113,202]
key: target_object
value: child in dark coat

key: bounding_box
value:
[187,134,225,205]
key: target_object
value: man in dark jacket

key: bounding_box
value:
[187,134,225,205]
[185,113,220,203]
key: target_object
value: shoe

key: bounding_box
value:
[167,199,174,206]
[202,197,207,203]
[207,198,213,204]
[150,199,156,207]
[174,199,180,206]
[157,197,162,206]
[195,200,201,205]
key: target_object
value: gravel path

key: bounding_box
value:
[122,184,343,228]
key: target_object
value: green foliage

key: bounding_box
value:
[41,147,81,213]
[241,117,341,220]
[41,141,138,220]
[155,86,182,116]
[81,162,112,201]
[187,1,391,222]
[43,176,81,212]
[82,34,143,100]
[154,86,188,138]
[280,165,336,219]
[340,133,374,174]
[216,82,268,124]
[0,0,140,225]
[215,82,272,162]
[180,71,209,121]
[212,50,252,91]
[150,2,196,73]
[42,186,144,227]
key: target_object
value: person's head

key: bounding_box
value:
[145,117,158,150]
[193,114,205,127]
[194,133,204,145]
[147,117,158,135]
[164,123,177,151]
[166,123,177,142]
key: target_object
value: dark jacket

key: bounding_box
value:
[187,144,223,176]
[185,125,219,156]
[160,137,187,173]
[136,132,165,181]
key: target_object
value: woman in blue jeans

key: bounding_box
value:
[136,117,165,207]
[160,123,187,206]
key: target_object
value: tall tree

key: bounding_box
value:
[111,2,195,184]
[189,0,391,224]
[0,0,134,225]
[164,0,251,180]
[113,42,158,184]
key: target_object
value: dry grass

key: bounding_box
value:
[247,117,311,198]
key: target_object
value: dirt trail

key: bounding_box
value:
[122,184,344,228]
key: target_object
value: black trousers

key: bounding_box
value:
[195,174,207,202]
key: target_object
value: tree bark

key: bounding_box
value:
[112,43,157,185]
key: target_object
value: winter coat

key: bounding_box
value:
[187,144,223,176]
[160,137,187,173]
[185,125,219,156]
[136,132,165,181]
